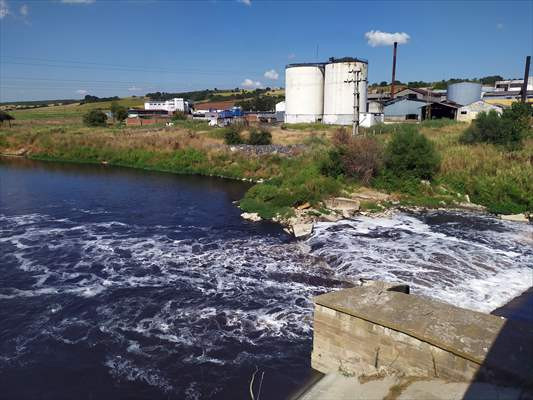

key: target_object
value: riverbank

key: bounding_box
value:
[1,108,532,224]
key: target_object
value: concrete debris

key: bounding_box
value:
[297,202,311,210]
[292,223,314,238]
[500,213,529,223]
[241,212,262,222]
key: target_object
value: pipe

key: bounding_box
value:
[391,42,398,99]
[521,56,530,103]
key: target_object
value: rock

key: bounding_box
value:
[324,197,360,213]
[297,202,311,210]
[456,202,486,212]
[14,148,28,156]
[319,213,343,223]
[292,223,314,238]
[241,212,262,222]
[464,194,470,203]
[500,213,529,223]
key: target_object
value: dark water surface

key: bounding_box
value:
[1,158,532,400]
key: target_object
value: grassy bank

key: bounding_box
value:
[1,104,531,218]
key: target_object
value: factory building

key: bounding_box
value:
[383,98,426,121]
[284,57,376,126]
[494,77,533,92]
[144,98,189,113]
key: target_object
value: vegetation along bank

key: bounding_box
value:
[0,100,531,228]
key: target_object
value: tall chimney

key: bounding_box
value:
[521,55,530,103]
[391,42,398,99]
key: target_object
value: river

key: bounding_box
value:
[1,158,531,399]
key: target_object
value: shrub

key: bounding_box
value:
[321,128,384,185]
[83,110,108,127]
[384,127,440,180]
[460,103,531,149]
[247,128,272,145]
[0,111,15,126]
[110,102,128,122]
[223,126,244,145]
[172,111,187,121]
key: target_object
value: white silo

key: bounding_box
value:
[323,57,368,125]
[284,63,325,124]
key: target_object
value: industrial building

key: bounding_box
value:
[457,100,503,122]
[494,77,533,92]
[447,82,482,106]
[284,57,379,127]
[144,98,189,113]
[383,97,426,121]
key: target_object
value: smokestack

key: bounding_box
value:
[391,41,398,99]
[521,55,530,103]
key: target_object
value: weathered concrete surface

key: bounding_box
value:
[298,374,528,400]
[312,286,533,386]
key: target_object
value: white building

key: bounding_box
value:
[457,100,503,122]
[144,98,189,113]
[275,101,285,112]
[494,77,533,92]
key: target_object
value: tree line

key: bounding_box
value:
[369,75,505,89]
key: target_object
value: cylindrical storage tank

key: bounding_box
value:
[284,63,325,124]
[323,58,368,125]
[447,82,482,106]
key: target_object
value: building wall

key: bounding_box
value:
[383,99,424,120]
[145,98,188,112]
[457,101,502,122]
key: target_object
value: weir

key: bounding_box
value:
[299,282,533,399]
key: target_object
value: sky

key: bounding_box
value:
[0,0,532,102]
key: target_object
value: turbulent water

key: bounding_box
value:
[0,158,532,399]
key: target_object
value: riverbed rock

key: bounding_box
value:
[292,223,314,238]
[297,202,311,210]
[324,197,360,216]
[500,213,529,223]
[241,212,262,222]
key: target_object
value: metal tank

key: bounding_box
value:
[284,63,325,124]
[447,82,482,106]
[323,57,368,125]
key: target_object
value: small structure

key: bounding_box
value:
[483,90,533,106]
[457,100,503,122]
[144,98,189,113]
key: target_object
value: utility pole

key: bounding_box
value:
[521,55,530,103]
[345,68,361,136]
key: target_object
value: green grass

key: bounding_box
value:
[281,122,341,131]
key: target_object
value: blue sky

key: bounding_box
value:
[0,0,531,101]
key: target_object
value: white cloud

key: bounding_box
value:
[241,78,262,88]
[496,23,504,30]
[364,30,410,47]
[128,86,142,92]
[264,69,279,80]
[76,89,88,95]
[20,4,28,16]
[0,0,9,19]
[237,0,251,5]
[60,0,95,4]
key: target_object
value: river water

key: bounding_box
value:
[1,158,532,399]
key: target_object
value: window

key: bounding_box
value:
[461,111,467,114]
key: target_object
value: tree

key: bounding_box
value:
[83,110,108,127]
[0,111,15,127]
[110,102,128,122]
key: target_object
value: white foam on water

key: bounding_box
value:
[1,210,531,397]
[308,212,532,313]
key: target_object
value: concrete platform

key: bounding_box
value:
[297,373,530,400]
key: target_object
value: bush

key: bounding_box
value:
[172,111,187,121]
[247,128,272,145]
[110,102,128,122]
[83,110,108,127]
[224,126,244,145]
[460,103,531,149]
[384,127,440,180]
[321,128,384,185]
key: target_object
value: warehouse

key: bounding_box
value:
[144,98,189,113]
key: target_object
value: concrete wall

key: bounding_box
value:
[311,285,533,386]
